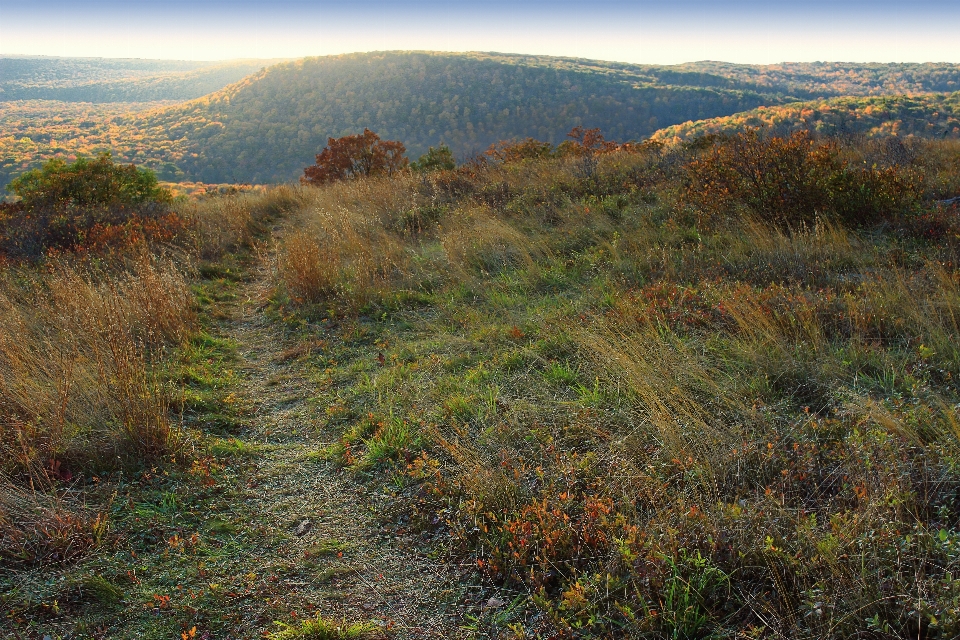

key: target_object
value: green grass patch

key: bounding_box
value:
[268,615,378,640]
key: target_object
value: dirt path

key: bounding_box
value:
[220,241,467,638]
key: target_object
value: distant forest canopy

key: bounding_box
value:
[0,51,779,187]
[2,51,960,189]
[0,56,280,103]
[667,61,960,98]
[470,56,960,99]
[651,93,960,142]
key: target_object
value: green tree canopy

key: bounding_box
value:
[7,152,170,211]
[411,145,456,173]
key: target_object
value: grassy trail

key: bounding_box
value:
[214,232,465,638]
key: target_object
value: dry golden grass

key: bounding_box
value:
[439,205,542,277]
[0,254,196,566]
[0,256,195,480]
[277,137,960,636]
[279,186,413,308]
[575,320,743,477]
[0,478,107,566]
[179,184,307,259]
[277,174,488,310]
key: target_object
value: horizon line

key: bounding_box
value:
[2,50,958,67]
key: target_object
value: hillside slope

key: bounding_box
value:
[2,51,784,187]
[671,61,960,98]
[651,92,960,142]
[129,51,781,184]
[5,53,960,188]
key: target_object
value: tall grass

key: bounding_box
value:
[178,184,306,259]
[0,256,195,479]
[0,182,298,570]
[0,254,195,565]
[278,174,439,309]
[282,135,960,636]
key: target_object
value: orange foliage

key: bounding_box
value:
[301,128,408,185]
[485,137,553,163]
[561,126,619,156]
[684,130,923,227]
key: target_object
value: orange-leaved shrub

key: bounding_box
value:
[302,128,408,185]
[684,130,923,228]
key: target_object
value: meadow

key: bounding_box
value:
[2,130,960,638]
[269,132,960,637]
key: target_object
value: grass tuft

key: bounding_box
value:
[268,615,379,640]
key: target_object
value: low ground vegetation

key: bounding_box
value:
[0,159,305,635]
[3,130,960,637]
[272,131,960,637]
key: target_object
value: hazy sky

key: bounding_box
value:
[1,1,957,64]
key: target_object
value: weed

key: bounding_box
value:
[209,437,260,458]
[76,574,125,607]
[362,415,413,467]
[660,550,728,639]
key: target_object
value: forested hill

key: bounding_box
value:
[423,56,960,100]
[665,61,960,99]
[650,93,960,142]
[0,56,280,102]
[124,51,780,184]
[4,52,960,188]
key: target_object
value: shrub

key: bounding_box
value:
[1,154,180,259]
[485,137,554,164]
[556,126,619,157]
[302,129,408,185]
[411,145,456,173]
[8,153,169,211]
[684,131,922,228]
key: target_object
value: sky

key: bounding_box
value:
[1,1,958,65]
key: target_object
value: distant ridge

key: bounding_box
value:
[0,56,284,103]
[126,51,786,183]
[651,93,960,142]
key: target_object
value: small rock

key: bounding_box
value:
[486,596,506,609]
[294,519,311,536]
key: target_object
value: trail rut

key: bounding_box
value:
[220,241,466,638]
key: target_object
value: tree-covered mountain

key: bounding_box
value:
[0,56,281,103]
[131,51,787,183]
[3,52,960,189]
[1,51,784,186]
[430,56,960,99]
[672,61,960,98]
[651,93,960,142]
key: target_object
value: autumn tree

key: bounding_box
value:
[557,126,618,156]
[302,129,408,185]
